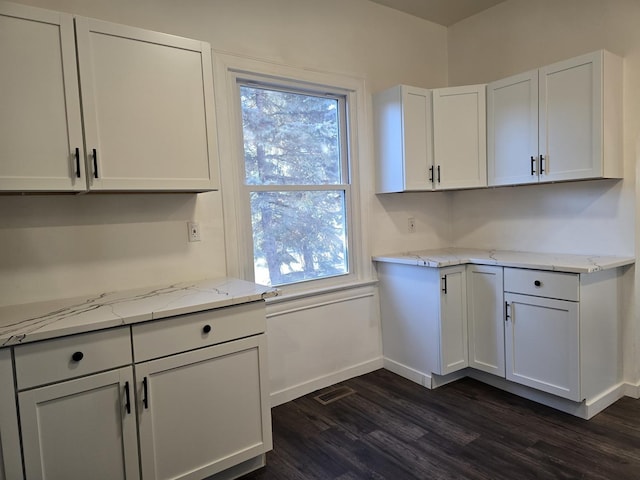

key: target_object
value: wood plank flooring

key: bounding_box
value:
[240,369,640,479]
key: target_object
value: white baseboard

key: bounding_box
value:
[585,383,627,419]
[269,357,384,407]
[624,380,640,398]
[382,357,433,388]
[465,370,629,419]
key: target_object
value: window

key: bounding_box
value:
[238,82,352,287]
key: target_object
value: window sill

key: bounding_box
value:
[265,278,378,305]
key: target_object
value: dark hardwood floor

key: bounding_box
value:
[241,369,640,479]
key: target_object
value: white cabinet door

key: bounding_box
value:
[539,52,601,182]
[0,349,23,480]
[467,265,505,377]
[373,85,433,192]
[136,335,272,480]
[0,2,86,191]
[377,263,467,381]
[75,17,219,191]
[504,293,580,401]
[487,70,539,186]
[19,367,140,480]
[539,50,622,182]
[438,266,468,375]
[488,50,621,187]
[432,85,487,190]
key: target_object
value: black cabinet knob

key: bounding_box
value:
[534,280,542,287]
[71,351,84,362]
[202,324,212,334]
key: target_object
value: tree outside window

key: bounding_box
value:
[239,84,350,287]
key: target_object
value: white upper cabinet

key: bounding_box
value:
[75,17,219,191]
[373,84,486,192]
[488,50,622,186]
[0,2,219,192]
[373,85,433,192]
[432,84,487,190]
[487,70,539,186]
[0,2,86,192]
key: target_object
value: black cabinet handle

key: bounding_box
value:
[124,381,131,414]
[92,148,99,178]
[75,148,81,178]
[142,377,149,409]
[71,351,84,362]
[441,275,447,294]
[540,155,545,174]
[534,280,542,287]
[428,166,434,183]
[437,165,441,183]
[505,301,510,322]
[531,156,536,175]
[202,324,212,334]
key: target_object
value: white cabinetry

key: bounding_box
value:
[378,263,467,385]
[504,269,580,401]
[488,50,622,186]
[0,2,219,192]
[432,85,487,190]
[0,349,22,480]
[503,267,624,405]
[8,300,271,479]
[132,302,272,480]
[0,2,85,192]
[136,337,270,480]
[15,328,139,480]
[75,17,219,191]
[373,85,433,192]
[373,84,486,192]
[505,293,580,400]
[466,265,505,377]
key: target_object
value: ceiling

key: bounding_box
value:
[368,0,507,27]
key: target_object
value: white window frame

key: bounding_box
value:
[213,53,371,297]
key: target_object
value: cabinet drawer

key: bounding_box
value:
[14,327,132,390]
[132,301,265,362]
[504,268,579,301]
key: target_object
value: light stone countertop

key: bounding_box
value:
[0,278,278,347]
[373,247,635,273]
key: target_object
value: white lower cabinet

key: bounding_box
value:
[466,265,505,377]
[503,268,581,401]
[135,336,272,480]
[19,368,140,480]
[8,301,271,479]
[504,293,580,401]
[378,263,467,385]
[14,328,138,480]
[378,261,624,415]
[0,349,23,480]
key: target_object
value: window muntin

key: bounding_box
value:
[239,82,351,287]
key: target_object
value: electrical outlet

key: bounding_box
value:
[187,222,201,242]
[408,217,416,233]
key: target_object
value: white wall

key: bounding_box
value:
[2,0,448,400]
[447,0,638,385]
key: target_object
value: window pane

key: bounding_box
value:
[250,191,348,286]
[240,85,341,186]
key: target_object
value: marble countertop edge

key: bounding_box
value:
[372,248,635,273]
[0,277,279,347]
